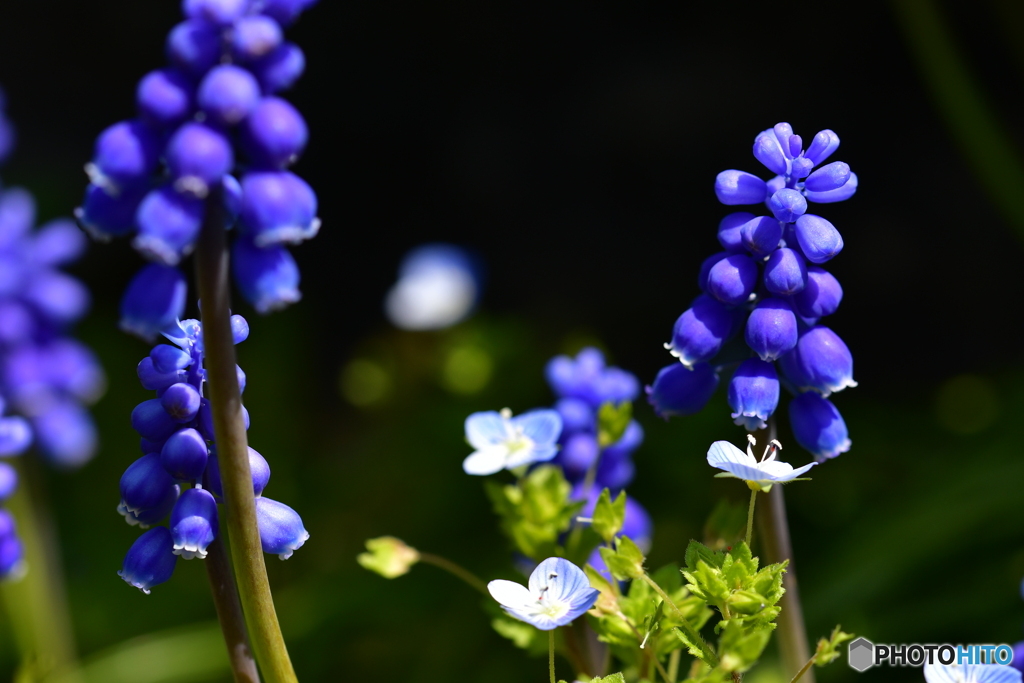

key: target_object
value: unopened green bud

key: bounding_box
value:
[357,536,420,578]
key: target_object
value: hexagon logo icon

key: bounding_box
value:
[848,637,875,672]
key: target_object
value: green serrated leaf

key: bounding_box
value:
[589,674,626,683]
[593,489,626,543]
[717,620,773,673]
[815,626,855,667]
[485,465,578,559]
[684,540,724,571]
[599,535,646,582]
[597,401,632,447]
[672,625,718,667]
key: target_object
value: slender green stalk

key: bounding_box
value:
[195,193,297,683]
[549,630,556,683]
[745,489,757,548]
[639,573,718,668]
[652,652,672,683]
[789,653,817,683]
[0,458,81,683]
[417,552,489,596]
[667,649,680,683]
[204,535,261,682]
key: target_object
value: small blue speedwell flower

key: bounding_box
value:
[462,408,562,476]
[707,435,815,492]
[924,661,1022,683]
[487,556,599,631]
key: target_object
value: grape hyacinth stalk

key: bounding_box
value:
[77,2,322,680]
[647,122,859,681]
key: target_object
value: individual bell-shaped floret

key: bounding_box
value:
[789,391,851,461]
[170,487,218,559]
[727,358,780,431]
[706,253,757,306]
[23,271,90,326]
[555,432,598,482]
[232,236,302,313]
[236,365,247,394]
[645,362,718,418]
[239,171,319,246]
[718,212,753,252]
[118,527,178,593]
[131,399,180,441]
[804,129,840,166]
[753,128,788,176]
[240,97,308,168]
[804,161,850,193]
[86,120,161,194]
[745,298,798,362]
[0,302,33,345]
[804,172,857,204]
[778,326,856,396]
[197,65,262,127]
[794,214,843,263]
[0,186,34,247]
[196,399,251,440]
[133,185,205,265]
[250,42,305,93]
[166,20,221,77]
[553,397,594,435]
[151,344,192,374]
[0,532,24,578]
[697,252,726,292]
[161,384,202,424]
[255,497,309,559]
[0,415,31,457]
[203,447,271,498]
[231,15,283,60]
[0,462,17,501]
[136,69,194,128]
[715,170,767,205]
[791,266,842,318]
[231,314,250,343]
[75,184,144,241]
[763,247,807,296]
[30,218,88,266]
[182,0,248,24]
[120,453,180,524]
[667,295,734,367]
[160,427,209,480]
[31,400,98,468]
[120,264,187,340]
[595,451,634,491]
[42,340,105,405]
[740,216,782,257]
[138,357,186,391]
[767,188,807,223]
[166,123,234,197]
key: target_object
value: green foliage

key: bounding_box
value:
[597,401,633,448]
[814,626,854,668]
[485,465,581,559]
[593,489,626,544]
[599,536,646,581]
[356,536,420,578]
[558,674,626,683]
[490,615,548,656]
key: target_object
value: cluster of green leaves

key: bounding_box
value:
[485,464,583,560]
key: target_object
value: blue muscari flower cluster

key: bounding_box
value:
[118,314,308,593]
[545,348,652,571]
[648,123,856,462]
[76,0,319,336]
[0,92,106,578]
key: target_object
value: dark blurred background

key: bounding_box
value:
[2,0,1024,681]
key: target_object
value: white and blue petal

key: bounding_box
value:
[925,663,1022,683]
[513,410,562,447]
[463,446,509,476]
[464,411,508,450]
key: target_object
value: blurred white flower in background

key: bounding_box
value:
[385,243,480,330]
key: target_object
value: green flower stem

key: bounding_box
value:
[639,573,718,668]
[0,457,81,683]
[745,489,757,548]
[196,194,297,683]
[204,535,261,682]
[789,653,817,683]
[549,630,556,683]
[667,649,680,683]
[416,552,489,597]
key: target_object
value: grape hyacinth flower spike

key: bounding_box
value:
[487,556,599,631]
[462,408,562,475]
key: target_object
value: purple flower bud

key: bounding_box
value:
[804,171,858,204]
[170,487,218,559]
[182,0,247,25]
[232,236,301,313]
[0,462,17,502]
[791,266,842,318]
[667,295,734,367]
[118,527,178,593]
[718,212,754,252]
[166,123,234,197]
[136,69,194,128]
[767,188,807,223]
[794,214,843,263]
[556,432,599,481]
[23,271,90,326]
[231,314,250,343]
[740,216,783,257]
[554,398,594,434]
[31,400,98,468]
[804,129,840,166]
[0,533,24,578]
[763,247,807,296]
[87,120,161,193]
[160,384,202,423]
[804,161,851,193]
[236,365,247,394]
[727,358,779,431]
[0,510,15,539]
[706,253,757,306]
[753,130,787,175]
[75,184,144,241]
[166,21,221,77]
[133,185,205,265]
[745,298,798,362]
[30,218,88,266]
[120,453,180,520]
[197,65,261,126]
[255,496,309,559]
[697,252,726,292]
[715,170,767,205]
[773,123,794,155]
[788,135,803,158]
[203,447,271,499]
[789,391,850,461]
[779,326,856,396]
[240,97,308,168]
[598,421,643,488]
[138,357,186,391]
[131,399,180,441]
[250,42,305,93]
[231,15,283,60]
[151,345,192,373]
[0,186,34,249]
[0,302,33,345]
[789,156,813,179]
[646,362,718,418]
[239,171,319,246]
[120,264,187,340]
[0,416,31,457]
